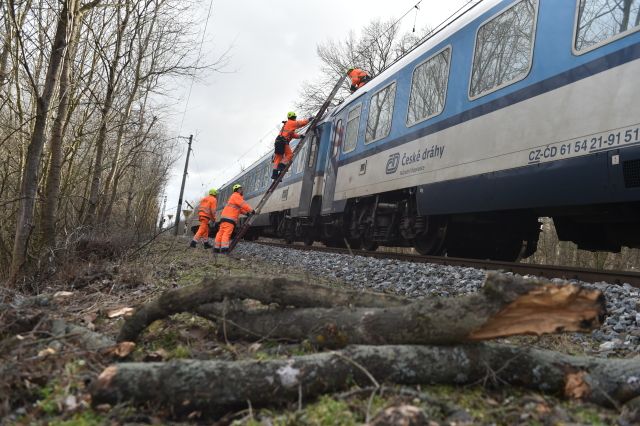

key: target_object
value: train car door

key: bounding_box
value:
[295,130,320,217]
[321,118,344,214]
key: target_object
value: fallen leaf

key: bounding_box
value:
[103,341,136,358]
[565,371,590,399]
[187,411,202,419]
[95,403,111,412]
[64,395,78,411]
[53,291,74,299]
[536,403,551,415]
[38,347,56,357]
[16,334,25,341]
[144,349,168,362]
[107,307,134,318]
[248,343,262,353]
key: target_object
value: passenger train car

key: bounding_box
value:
[215,0,640,261]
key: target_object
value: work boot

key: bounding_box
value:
[271,169,279,179]
[189,240,197,248]
[277,162,287,171]
[220,248,229,255]
[213,248,220,254]
[203,242,213,249]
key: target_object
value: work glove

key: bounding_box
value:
[308,117,314,122]
[208,220,215,227]
[350,84,357,93]
[248,210,256,216]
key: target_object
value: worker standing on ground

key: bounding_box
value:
[214,184,254,254]
[272,112,312,179]
[190,188,218,249]
[347,68,371,92]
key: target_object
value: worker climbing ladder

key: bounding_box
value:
[228,76,346,253]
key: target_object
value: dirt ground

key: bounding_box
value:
[0,236,633,425]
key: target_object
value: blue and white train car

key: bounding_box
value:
[217,0,640,260]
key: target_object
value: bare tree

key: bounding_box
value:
[8,0,101,284]
[296,19,430,116]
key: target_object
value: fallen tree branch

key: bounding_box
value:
[192,273,604,346]
[118,277,409,342]
[91,343,640,415]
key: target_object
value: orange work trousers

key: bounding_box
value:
[194,216,210,242]
[214,221,235,250]
[273,143,293,170]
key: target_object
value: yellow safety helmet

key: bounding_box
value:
[232,184,243,192]
[287,111,297,119]
[209,188,218,196]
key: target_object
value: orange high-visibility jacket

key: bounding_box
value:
[279,118,309,142]
[220,192,252,223]
[348,68,369,88]
[197,195,217,220]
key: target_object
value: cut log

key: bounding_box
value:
[91,343,640,415]
[117,277,409,342]
[194,272,605,346]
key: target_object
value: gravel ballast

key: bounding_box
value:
[235,242,640,353]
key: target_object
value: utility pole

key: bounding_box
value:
[159,194,167,230]
[174,135,193,236]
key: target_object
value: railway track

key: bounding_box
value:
[252,240,640,288]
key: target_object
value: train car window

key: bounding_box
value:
[296,143,308,174]
[255,167,262,191]
[246,173,254,193]
[264,163,270,188]
[256,169,262,190]
[307,136,318,169]
[575,0,640,53]
[342,106,361,153]
[365,81,397,144]
[407,47,451,127]
[258,165,265,189]
[469,0,538,99]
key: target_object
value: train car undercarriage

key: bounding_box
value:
[242,188,640,262]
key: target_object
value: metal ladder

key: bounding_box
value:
[228,76,345,253]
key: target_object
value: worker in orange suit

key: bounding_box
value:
[214,183,254,254]
[272,111,311,179]
[347,68,371,92]
[190,188,218,249]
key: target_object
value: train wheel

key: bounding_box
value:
[413,218,447,256]
[361,237,378,252]
[347,238,362,250]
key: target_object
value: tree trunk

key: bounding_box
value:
[117,273,604,346]
[40,6,83,249]
[84,3,131,226]
[117,276,410,342]
[101,114,156,225]
[8,0,72,284]
[99,5,158,225]
[91,343,640,415]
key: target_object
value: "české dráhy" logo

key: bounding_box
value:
[386,153,400,174]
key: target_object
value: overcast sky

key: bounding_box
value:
[163,0,471,219]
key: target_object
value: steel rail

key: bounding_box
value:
[250,241,640,288]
